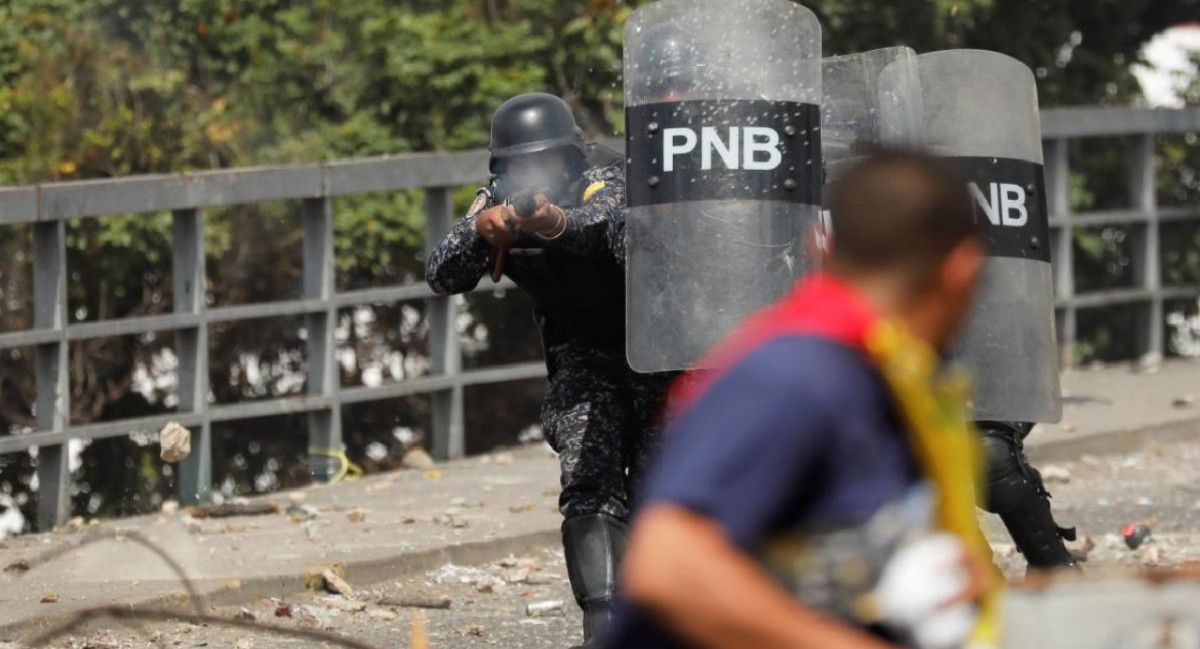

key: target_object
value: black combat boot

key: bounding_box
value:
[563,513,627,648]
[978,421,1079,571]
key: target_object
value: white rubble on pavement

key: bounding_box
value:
[0,494,25,540]
[159,421,192,462]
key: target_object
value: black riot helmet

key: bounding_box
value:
[488,93,585,175]
[633,22,707,100]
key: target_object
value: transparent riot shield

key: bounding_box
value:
[624,0,823,372]
[917,49,1062,423]
[821,46,925,185]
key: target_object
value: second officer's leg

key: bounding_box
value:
[978,420,1078,570]
[622,370,676,505]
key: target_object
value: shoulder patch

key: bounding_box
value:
[466,190,489,219]
[582,181,607,203]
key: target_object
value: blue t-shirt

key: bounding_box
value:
[608,335,922,649]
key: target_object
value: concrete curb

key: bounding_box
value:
[2,528,560,641]
[1026,415,1200,464]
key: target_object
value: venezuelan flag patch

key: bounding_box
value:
[582,181,606,202]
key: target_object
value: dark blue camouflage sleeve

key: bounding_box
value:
[545,165,628,269]
[425,185,495,295]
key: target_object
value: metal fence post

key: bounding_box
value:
[33,220,70,530]
[303,196,342,482]
[1046,138,1076,368]
[424,188,464,460]
[173,209,211,504]
[1128,134,1163,359]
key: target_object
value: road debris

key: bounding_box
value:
[346,507,368,524]
[504,567,532,584]
[296,604,341,630]
[525,572,563,585]
[234,607,256,621]
[1040,465,1071,484]
[377,596,452,610]
[186,502,279,519]
[1136,352,1162,375]
[288,503,321,523]
[367,607,399,621]
[4,558,29,573]
[1123,523,1153,550]
[429,563,507,592]
[40,594,59,603]
[274,603,294,617]
[402,447,434,469]
[304,520,323,541]
[322,569,356,598]
[323,597,367,613]
[180,515,204,534]
[159,422,192,462]
[1174,394,1196,408]
[525,600,565,617]
[460,625,484,637]
[1065,535,1095,562]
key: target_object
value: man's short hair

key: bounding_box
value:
[826,149,978,281]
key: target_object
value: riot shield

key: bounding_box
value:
[624,0,823,372]
[917,50,1062,423]
[821,47,925,185]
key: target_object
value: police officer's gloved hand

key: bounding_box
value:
[476,205,520,248]
[516,194,566,238]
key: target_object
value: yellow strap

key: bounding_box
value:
[582,181,606,202]
[308,447,365,483]
[864,319,1002,647]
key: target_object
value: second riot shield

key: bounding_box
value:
[624,0,823,372]
[917,49,1062,423]
[821,46,925,185]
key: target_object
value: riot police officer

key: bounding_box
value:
[632,22,708,102]
[426,93,673,648]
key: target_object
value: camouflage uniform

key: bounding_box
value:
[426,147,674,521]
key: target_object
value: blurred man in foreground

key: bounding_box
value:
[609,150,999,649]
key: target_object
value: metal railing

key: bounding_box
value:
[0,106,1198,530]
[1042,108,1200,364]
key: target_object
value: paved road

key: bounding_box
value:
[8,435,1200,649]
